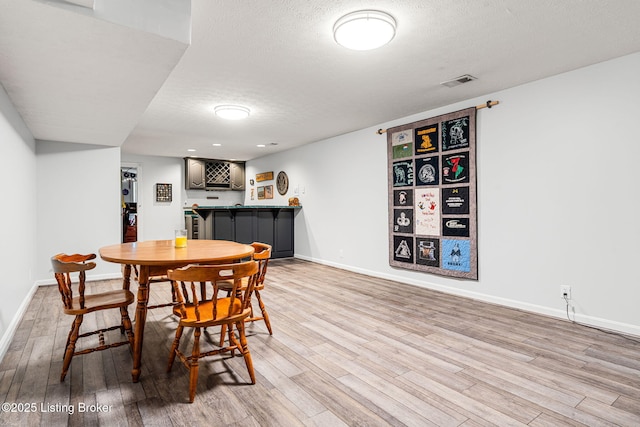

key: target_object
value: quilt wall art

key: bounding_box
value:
[387,107,478,279]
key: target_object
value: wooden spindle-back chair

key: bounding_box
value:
[166,260,259,402]
[219,242,272,345]
[51,253,134,381]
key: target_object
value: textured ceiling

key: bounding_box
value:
[2,0,640,161]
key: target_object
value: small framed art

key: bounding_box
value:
[156,183,172,202]
[265,185,274,199]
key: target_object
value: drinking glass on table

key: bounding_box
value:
[175,229,187,248]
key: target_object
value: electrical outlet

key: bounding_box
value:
[560,285,571,300]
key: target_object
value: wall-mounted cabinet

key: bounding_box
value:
[185,158,245,190]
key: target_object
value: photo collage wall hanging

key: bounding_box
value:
[387,107,478,279]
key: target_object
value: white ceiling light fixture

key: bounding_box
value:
[214,105,250,120]
[333,10,396,51]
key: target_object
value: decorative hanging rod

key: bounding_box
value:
[376,100,499,135]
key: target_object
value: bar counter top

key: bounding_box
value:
[184,205,301,210]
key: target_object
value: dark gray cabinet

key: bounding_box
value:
[188,206,300,258]
[184,158,245,190]
[230,162,245,191]
[185,158,206,189]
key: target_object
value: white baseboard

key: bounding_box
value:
[0,281,39,363]
[294,255,640,338]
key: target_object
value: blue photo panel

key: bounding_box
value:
[441,239,471,272]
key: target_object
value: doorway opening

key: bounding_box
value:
[121,165,138,242]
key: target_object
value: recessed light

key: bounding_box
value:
[334,10,396,50]
[212,143,222,147]
[187,149,196,152]
[257,144,266,148]
[214,105,250,120]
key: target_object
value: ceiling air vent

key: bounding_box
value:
[440,74,477,88]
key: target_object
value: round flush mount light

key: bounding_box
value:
[214,105,250,120]
[333,10,396,51]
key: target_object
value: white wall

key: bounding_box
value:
[186,188,243,208]
[1,87,123,360]
[35,141,122,280]
[247,52,640,336]
[0,84,37,356]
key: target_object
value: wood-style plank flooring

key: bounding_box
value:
[1,258,639,426]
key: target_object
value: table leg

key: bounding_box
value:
[132,265,150,382]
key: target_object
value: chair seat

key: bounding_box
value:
[64,289,135,315]
[172,298,249,326]
[218,278,264,291]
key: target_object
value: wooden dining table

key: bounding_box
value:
[99,239,255,382]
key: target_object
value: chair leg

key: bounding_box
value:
[236,321,255,384]
[188,327,201,403]
[120,306,134,347]
[249,300,255,320]
[167,325,184,372]
[61,315,83,382]
[228,324,238,356]
[64,322,74,357]
[254,290,272,335]
[219,324,227,347]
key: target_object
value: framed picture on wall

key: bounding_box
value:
[256,171,274,182]
[156,183,172,202]
[265,185,274,199]
[257,186,265,200]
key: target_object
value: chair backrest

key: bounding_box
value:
[167,260,259,323]
[251,242,272,287]
[51,253,97,310]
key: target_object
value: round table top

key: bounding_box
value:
[99,239,255,266]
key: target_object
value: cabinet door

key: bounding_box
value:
[256,210,275,248]
[213,210,234,241]
[274,209,294,257]
[230,162,245,190]
[234,210,254,244]
[186,158,206,189]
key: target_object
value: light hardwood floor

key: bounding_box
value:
[1,258,639,426]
